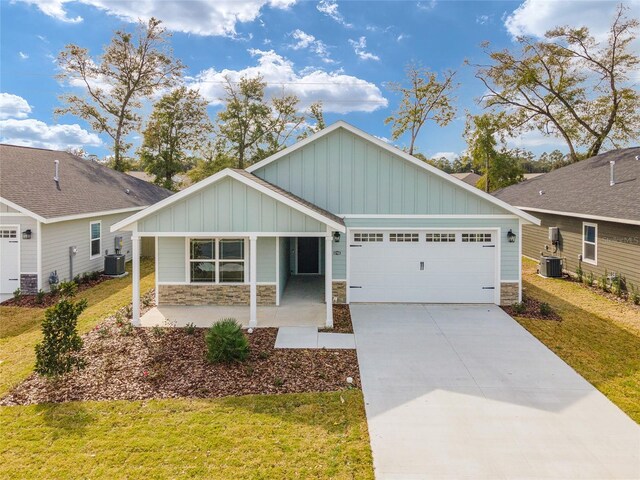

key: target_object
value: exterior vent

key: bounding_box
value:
[610,160,616,186]
[540,256,563,278]
[54,159,60,183]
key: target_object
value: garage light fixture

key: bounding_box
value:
[507,229,516,243]
[22,229,32,240]
[333,231,341,243]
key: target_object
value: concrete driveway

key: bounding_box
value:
[352,304,640,479]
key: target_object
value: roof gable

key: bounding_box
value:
[248,122,539,223]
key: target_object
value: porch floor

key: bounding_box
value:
[141,275,326,328]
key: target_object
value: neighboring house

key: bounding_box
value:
[494,147,640,286]
[451,172,481,187]
[112,122,539,327]
[523,173,545,181]
[127,171,192,189]
[0,144,172,300]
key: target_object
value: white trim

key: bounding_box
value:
[19,271,38,275]
[0,198,45,222]
[518,219,523,303]
[340,214,520,219]
[136,231,331,238]
[245,121,540,225]
[275,236,280,306]
[582,222,598,266]
[0,224,21,294]
[345,228,351,303]
[36,220,42,291]
[0,212,32,217]
[325,227,333,328]
[89,220,102,260]
[516,206,640,226]
[154,236,159,306]
[348,227,502,231]
[249,236,257,327]
[110,169,345,233]
[132,234,141,326]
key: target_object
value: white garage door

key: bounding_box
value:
[349,230,497,303]
[0,227,20,295]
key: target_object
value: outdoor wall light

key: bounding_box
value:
[507,229,516,243]
[333,231,341,243]
[22,229,32,240]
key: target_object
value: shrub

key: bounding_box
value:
[575,265,583,283]
[90,270,101,281]
[585,271,594,287]
[12,288,21,300]
[512,302,526,314]
[611,273,626,298]
[539,302,553,317]
[58,280,78,298]
[598,270,609,292]
[629,283,640,306]
[34,297,88,377]
[49,283,59,295]
[185,322,197,335]
[73,275,82,284]
[151,325,164,337]
[205,318,249,364]
[35,289,46,305]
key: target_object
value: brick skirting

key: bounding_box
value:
[500,282,519,306]
[20,274,38,295]
[332,281,347,304]
[158,283,277,306]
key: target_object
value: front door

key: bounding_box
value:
[1,227,20,294]
[297,237,319,274]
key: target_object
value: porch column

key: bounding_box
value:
[325,233,333,328]
[249,235,257,327]
[132,235,141,326]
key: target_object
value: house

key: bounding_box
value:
[523,173,545,181]
[494,147,640,286]
[111,122,540,327]
[450,172,481,187]
[127,171,192,189]
[0,144,172,300]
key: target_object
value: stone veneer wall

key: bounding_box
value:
[332,281,347,304]
[20,274,38,295]
[158,284,277,306]
[500,282,519,306]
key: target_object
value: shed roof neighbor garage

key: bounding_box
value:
[112,121,539,329]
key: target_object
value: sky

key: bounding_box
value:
[0,0,638,162]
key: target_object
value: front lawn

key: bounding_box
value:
[0,259,155,396]
[0,390,373,479]
[515,258,640,423]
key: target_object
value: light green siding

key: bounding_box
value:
[157,237,185,283]
[278,237,290,299]
[253,128,509,216]
[138,177,326,234]
[257,237,276,282]
[344,217,520,281]
[331,232,347,280]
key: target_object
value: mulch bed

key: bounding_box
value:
[1,276,110,308]
[1,314,360,406]
[502,295,562,321]
[320,304,353,333]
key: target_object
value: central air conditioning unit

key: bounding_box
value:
[540,256,563,278]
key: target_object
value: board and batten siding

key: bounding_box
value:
[522,211,640,286]
[278,237,290,299]
[138,176,325,234]
[157,236,277,283]
[0,213,38,274]
[344,217,520,281]
[41,212,133,289]
[252,128,510,216]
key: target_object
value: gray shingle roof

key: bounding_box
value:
[232,169,345,226]
[494,147,640,222]
[451,172,481,186]
[0,144,172,220]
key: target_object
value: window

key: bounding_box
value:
[390,233,419,242]
[189,238,245,283]
[426,233,456,242]
[462,233,492,243]
[90,221,101,259]
[582,223,597,265]
[353,233,384,242]
[0,229,17,238]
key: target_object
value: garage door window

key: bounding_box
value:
[1,229,17,238]
[426,233,456,242]
[390,233,419,242]
[353,233,383,242]
[462,233,492,243]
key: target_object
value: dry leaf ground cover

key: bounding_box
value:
[514,258,640,423]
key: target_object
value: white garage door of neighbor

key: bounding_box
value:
[349,230,497,303]
[0,228,20,295]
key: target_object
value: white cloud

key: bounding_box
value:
[505,0,640,41]
[476,14,491,25]
[396,33,409,42]
[431,151,457,161]
[15,0,296,36]
[506,129,567,149]
[0,93,32,119]
[0,118,102,150]
[18,51,29,60]
[349,37,380,61]
[289,29,334,63]
[317,0,352,27]
[188,49,387,114]
[416,0,437,11]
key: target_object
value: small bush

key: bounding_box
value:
[34,297,88,377]
[629,283,640,306]
[539,302,553,317]
[73,275,82,284]
[151,325,164,337]
[598,269,609,292]
[90,270,101,281]
[184,322,197,335]
[49,283,59,295]
[512,302,526,314]
[35,289,46,305]
[205,318,249,364]
[58,280,78,298]
[611,273,626,298]
[119,322,134,337]
[585,271,594,287]
[575,265,583,283]
[12,288,21,300]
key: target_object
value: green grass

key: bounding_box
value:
[516,258,640,423]
[0,390,373,479]
[0,259,155,396]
